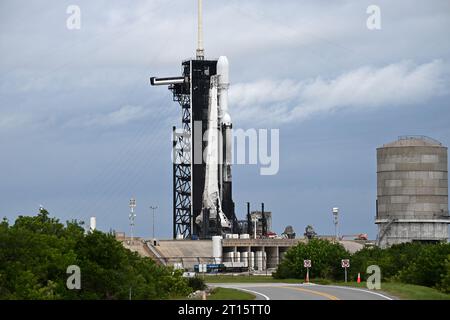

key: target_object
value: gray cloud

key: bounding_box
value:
[66,105,151,128]
[230,60,449,125]
[1,0,450,239]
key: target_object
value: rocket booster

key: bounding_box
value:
[197,74,231,230]
[196,56,234,232]
[217,56,232,183]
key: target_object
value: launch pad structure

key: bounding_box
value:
[151,0,240,239]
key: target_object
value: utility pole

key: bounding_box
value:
[332,207,339,241]
[150,205,158,239]
[129,198,136,244]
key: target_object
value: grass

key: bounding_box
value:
[207,287,255,300]
[332,281,450,300]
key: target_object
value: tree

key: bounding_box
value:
[438,255,450,293]
[0,211,193,300]
[274,239,349,280]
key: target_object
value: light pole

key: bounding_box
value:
[129,198,136,244]
[150,205,158,239]
[332,207,339,241]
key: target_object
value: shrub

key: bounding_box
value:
[438,256,450,293]
[0,211,192,300]
[187,276,206,291]
[274,239,349,280]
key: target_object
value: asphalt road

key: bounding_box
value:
[209,283,395,300]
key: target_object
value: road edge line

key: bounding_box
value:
[322,285,394,300]
[218,286,271,300]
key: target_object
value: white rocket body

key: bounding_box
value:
[196,56,234,232]
[217,56,232,185]
[197,73,231,230]
[203,76,220,210]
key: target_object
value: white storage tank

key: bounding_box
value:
[239,234,250,239]
[212,236,222,264]
[89,216,96,232]
[263,251,267,270]
[224,252,234,263]
[235,251,240,263]
[249,252,255,269]
[256,251,263,270]
[241,251,249,267]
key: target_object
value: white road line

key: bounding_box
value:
[216,285,271,300]
[322,285,394,300]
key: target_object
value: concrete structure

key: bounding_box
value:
[376,136,449,247]
[122,236,366,272]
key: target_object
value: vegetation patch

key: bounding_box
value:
[0,210,195,300]
[207,287,255,300]
[333,281,450,300]
[273,239,450,294]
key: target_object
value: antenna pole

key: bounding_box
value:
[196,0,205,60]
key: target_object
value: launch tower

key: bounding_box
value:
[150,0,238,239]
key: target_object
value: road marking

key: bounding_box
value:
[217,286,271,300]
[282,286,340,300]
[323,285,394,300]
[229,287,270,300]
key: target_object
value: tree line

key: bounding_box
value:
[0,210,194,299]
[274,238,450,293]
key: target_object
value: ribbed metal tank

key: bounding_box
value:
[376,136,449,247]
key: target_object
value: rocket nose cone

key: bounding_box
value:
[222,112,232,125]
[217,56,229,84]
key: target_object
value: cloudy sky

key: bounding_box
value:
[1,0,449,239]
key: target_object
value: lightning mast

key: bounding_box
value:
[196,0,204,60]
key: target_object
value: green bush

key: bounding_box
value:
[273,239,349,280]
[347,242,450,292]
[0,211,192,300]
[274,239,450,293]
[438,256,450,293]
[187,276,206,291]
[396,244,450,288]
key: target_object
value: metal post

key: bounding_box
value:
[129,198,136,244]
[248,250,251,276]
[306,267,309,283]
[345,267,348,283]
[150,206,158,239]
[332,207,339,242]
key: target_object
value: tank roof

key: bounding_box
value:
[381,136,444,148]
